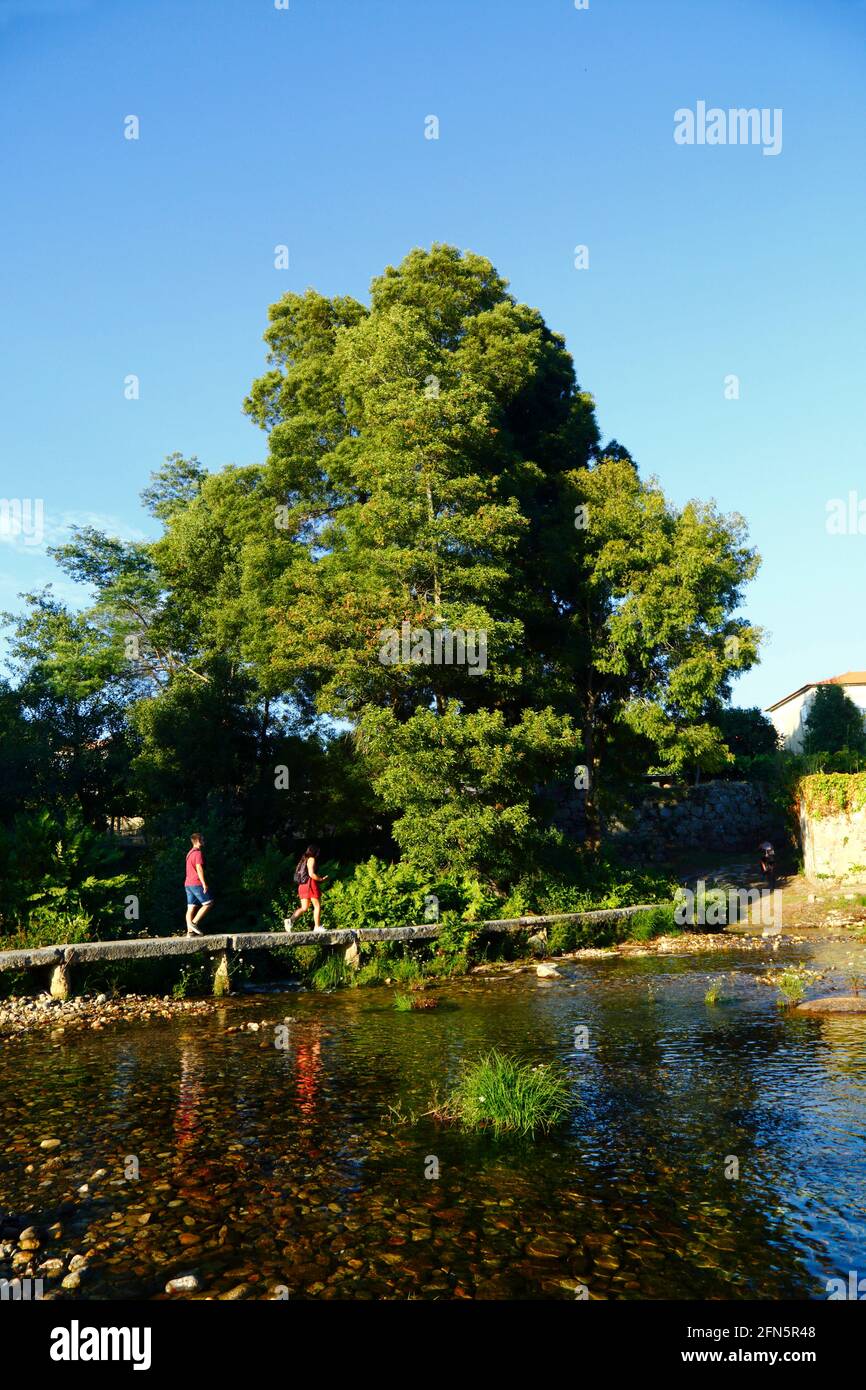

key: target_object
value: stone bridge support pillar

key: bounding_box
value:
[48,950,75,1001]
[212,949,232,997]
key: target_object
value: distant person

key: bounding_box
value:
[759,840,777,891]
[184,832,214,936]
[286,844,328,933]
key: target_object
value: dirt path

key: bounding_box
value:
[675,857,866,936]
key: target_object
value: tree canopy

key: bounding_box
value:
[2,244,763,917]
[804,684,866,758]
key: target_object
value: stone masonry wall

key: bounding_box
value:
[606,780,785,862]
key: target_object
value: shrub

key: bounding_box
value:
[320,857,429,932]
[0,806,132,941]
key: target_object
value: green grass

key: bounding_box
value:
[775,969,806,1004]
[704,979,722,1006]
[311,953,347,992]
[627,904,681,941]
[433,1050,571,1138]
[393,990,413,1011]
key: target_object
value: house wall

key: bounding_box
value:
[770,684,866,753]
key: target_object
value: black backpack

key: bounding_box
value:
[293,858,310,885]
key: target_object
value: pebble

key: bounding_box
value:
[166,1274,201,1294]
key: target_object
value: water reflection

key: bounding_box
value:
[1,947,864,1300]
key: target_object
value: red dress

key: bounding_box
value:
[299,860,320,900]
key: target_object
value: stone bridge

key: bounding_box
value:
[0,906,654,998]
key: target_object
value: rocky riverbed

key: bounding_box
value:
[2,943,866,1301]
[0,992,220,1043]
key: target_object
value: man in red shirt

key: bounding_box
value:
[184,832,214,936]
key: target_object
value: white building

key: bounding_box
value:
[766,671,866,752]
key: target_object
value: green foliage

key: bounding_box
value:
[569,459,761,813]
[4,910,95,950]
[501,854,674,918]
[431,912,478,974]
[0,806,131,940]
[360,704,578,884]
[311,952,347,992]
[323,856,429,931]
[0,245,764,930]
[713,706,779,764]
[627,904,681,941]
[774,970,807,1004]
[393,990,413,1011]
[436,1050,571,1137]
[804,684,866,758]
[704,979,722,1005]
[672,886,730,928]
[796,773,866,819]
[172,959,213,999]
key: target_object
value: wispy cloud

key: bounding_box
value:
[0,508,147,555]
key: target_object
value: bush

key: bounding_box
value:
[311,952,347,992]
[501,853,675,919]
[4,909,96,950]
[0,806,132,941]
[320,857,429,932]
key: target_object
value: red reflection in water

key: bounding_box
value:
[295,1035,322,1120]
[173,1041,205,1157]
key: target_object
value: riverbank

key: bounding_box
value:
[0,927,829,1041]
[0,992,220,1041]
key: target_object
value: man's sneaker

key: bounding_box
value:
[187,925,203,937]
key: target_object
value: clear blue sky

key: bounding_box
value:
[1,0,864,710]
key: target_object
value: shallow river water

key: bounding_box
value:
[2,944,865,1300]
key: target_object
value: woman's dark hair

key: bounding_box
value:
[297,844,320,871]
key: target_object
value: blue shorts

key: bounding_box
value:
[185,886,214,906]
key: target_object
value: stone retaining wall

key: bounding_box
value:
[607,780,785,862]
[800,805,866,884]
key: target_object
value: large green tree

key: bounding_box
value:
[45,244,763,878]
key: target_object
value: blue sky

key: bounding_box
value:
[1,0,864,710]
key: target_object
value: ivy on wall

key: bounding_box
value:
[796,773,866,820]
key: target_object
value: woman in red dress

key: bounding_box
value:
[286,843,328,932]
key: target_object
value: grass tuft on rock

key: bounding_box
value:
[433,1050,570,1137]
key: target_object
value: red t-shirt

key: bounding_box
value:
[185,848,204,887]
